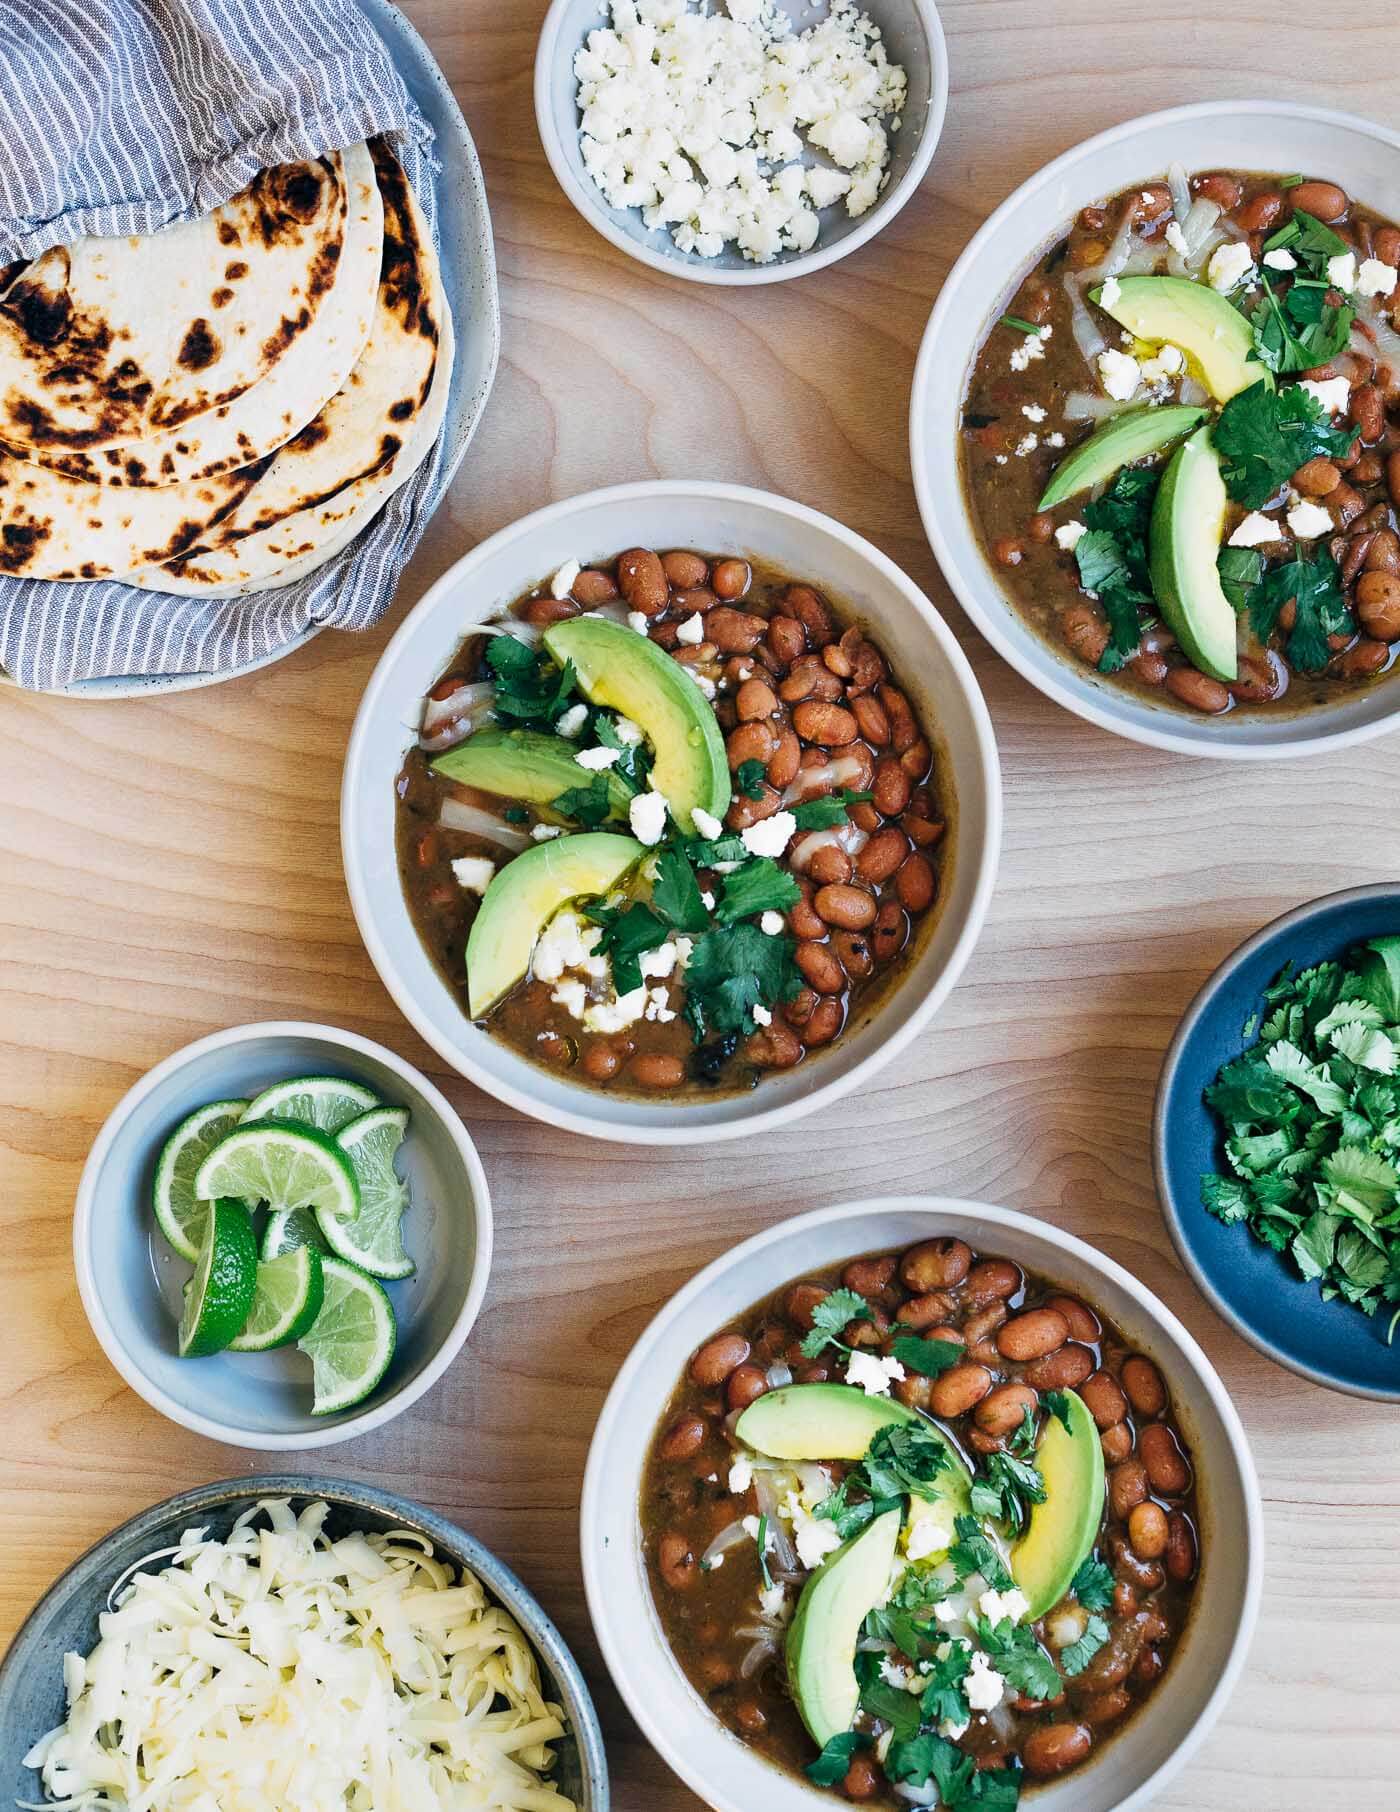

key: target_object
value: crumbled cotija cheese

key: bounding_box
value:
[574,0,907,265]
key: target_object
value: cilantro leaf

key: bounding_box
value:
[861,1423,951,1502]
[1247,273,1353,375]
[486,636,579,726]
[948,1514,1013,1591]
[1217,545,1263,610]
[789,790,875,831]
[806,1731,866,1787]
[798,1287,872,1359]
[1071,467,1160,671]
[814,1484,904,1541]
[970,1444,1046,1534]
[585,901,670,995]
[1264,209,1350,264]
[713,857,801,925]
[734,758,767,800]
[1243,544,1352,673]
[550,772,615,828]
[972,1615,1061,1701]
[1354,937,1400,1022]
[650,847,711,933]
[1043,1390,1074,1434]
[891,1333,964,1378]
[854,1650,922,1740]
[591,713,652,796]
[1058,1613,1110,1677]
[919,1638,972,1727]
[1215,380,1358,508]
[682,922,799,1042]
[1070,1555,1115,1612]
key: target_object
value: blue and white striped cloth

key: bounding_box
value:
[0,0,445,691]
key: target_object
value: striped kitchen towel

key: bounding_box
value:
[0,0,447,691]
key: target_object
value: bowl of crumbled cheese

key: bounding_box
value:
[535,0,947,283]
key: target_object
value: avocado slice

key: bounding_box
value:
[786,1508,903,1749]
[735,1383,972,1510]
[1091,275,1264,402]
[542,617,730,835]
[431,727,630,823]
[1038,404,1207,510]
[1148,426,1240,683]
[1010,1390,1106,1619]
[464,830,642,1016]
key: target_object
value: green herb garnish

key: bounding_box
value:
[650,846,711,932]
[756,1513,773,1591]
[1217,545,1264,611]
[888,1732,1022,1809]
[798,1287,872,1359]
[1241,543,1352,673]
[806,1731,867,1787]
[734,758,768,800]
[854,1650,922,1740]
[969,1409,1047,1534]
[1070,1555,1115,1612]
[891,1333,964,1377]
[1214,380,1358,509]
[1000,314,1042,335]
[789,790,875,831]
[971,1614,1061,1701]
[549,771,614,828]
[485,634,578,726]
[1072,466,1160,671]
[1058,1614,1111,1677]
[583,900,671,994]
[713,857,802,925]
[947,1513,1014,1592]
[681,921,800,1042]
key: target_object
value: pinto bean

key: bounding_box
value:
[801,997,843,1046]
[1233,190,1283,233]
[831,930,874,980]
[1366,528,1400,574]
[854,827,909,885]
[1128,1500,1170,1561]
[901,1237,973,1291]
[896,853,936,913]
[795,939,846,995]
[1061,603,1109,666]
[1166,1511,1198,1582]
[522,596,581,627]
[744,1021,804,1070]
[736,677,778,720]
[658,1533,697,1590]
[662,550,709,590]
[785,1283,830,1329]
[793,700,859,746]
[872,900,907,963]
[876,684,919,753]
[726,720,778,770]
[899,736,932,781]
[929,1362,993,1418]
[976,1382,1040,1437]
[1112,1579,1139,1618]
[1022,1723,1092,1778]
[1332,481,1367,526]
[894,1371,934,1411]
[842,1754,883,1802]
[1101,1421,1134,1464]
[782,584,836,646]
[1082,1688,1132,1729]
[823,639,854,679]
[617,547,668,615]
[851,692,890,745]
[846,1304,890,1348]
[766,730,801,789]
[707,608,767,654]
[814,883,877,931]
[842,1255,897,1297]
[788,881,826,941]
[809,844,853,886]
[1357,570,1400,639]
[1352,384,1386,442]
[1120,1355,1167,1416]
[1043,1295,1101,1343]
[1230,653,1284,703]
[661,1414,707,1460]
[1289,179,1348,221]
[1129,648,1168,686]
[896,1292,958,1329]
[1025,1342,1095,1390]
[963,1301,1008,1345]
[1332,636,1391,677]
[1165,666,1231,712]
[1138,1422,1191,1495]
[727,1363,769,1410]
[1081,1369,1129,1429]
[1293,456,1341,496]
[963,1259,1021,1307]
[1109,1458,1150,1519]
[727,783,782,830]
[570,568,618,605]
[871,756,912,817]
[997,1308,1069,1362]
[690,1333,750,1386]
[767,615,806,667]
[1194,171,1243,209]
[711,558,751,601]
[780,655,843,704]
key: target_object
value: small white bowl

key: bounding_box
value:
[341,480,1001,1145]
[73,1021,493,1450]
[581,1197,1263,1812]
[911,100,1400,760]
[534,0,947,286]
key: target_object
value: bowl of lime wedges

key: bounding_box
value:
[74,1022,492,1449]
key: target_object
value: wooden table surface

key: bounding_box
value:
[4,0,1399,1803]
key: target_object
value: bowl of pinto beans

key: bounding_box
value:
[342,481,1001,1144]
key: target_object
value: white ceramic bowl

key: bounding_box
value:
[74,1021,493,1449]
[911,99,1400,760]
[534,0,947,286]
[342,481,1000,1144]
[581,1197,1263,1812]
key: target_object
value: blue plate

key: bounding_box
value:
[1155,883,1400,1400]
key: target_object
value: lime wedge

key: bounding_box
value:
[298,1256,396,1415]
[244,1075,381,1134]
[177,1200,258,1356]
[230,1244,325,1351]
[261,1205,330,1261]
[152,1099,250,1261]
[193,1120,359,1221]
[316,1106,414,1280]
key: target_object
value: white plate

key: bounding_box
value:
[911,100,1400,759]
[3,0,499,699]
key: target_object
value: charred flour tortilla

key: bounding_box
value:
[0,153,357,459]
[26,144,384,490]
[133,144,453,597]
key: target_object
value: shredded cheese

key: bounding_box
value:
[21,1499,577,1812]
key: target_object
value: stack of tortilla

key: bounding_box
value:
[0,139,452,598]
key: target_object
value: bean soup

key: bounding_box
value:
[642,1237,1201,1804]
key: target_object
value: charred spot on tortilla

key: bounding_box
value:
[260,308,311,365]
[225,261,249,281]
[3,270,72,346]
[178,321,219,372]
[217,221,240,247]
[289,416,331,452]
[388,398,414,421]
[0,516,50,570]
[212,288,234,308]
[251,159,334,247]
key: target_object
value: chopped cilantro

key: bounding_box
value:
[1069,1555,1115,1612]
[970,1443,1046,1535]
[948,1514,1014,1591]
[1202,935,1400,1321]
[789,790,875,831]
[798,1287,872,1359]
[972,1615,1061,1701]
[1263,208,1349,263]
[1247,272,1353,374]
[681,922,799,1042]
[891,1333,964,1377]
[814,1482,904,1541]
[486,635,578,726]
[650,847,711,933]
[1058,1613,1111,1677]
[584,901,670,994]
[713,857,801,925]
[806,1731,867,1787]
[550,772,614,828]
[1242,544,1352,673]
[888,1732,1022,1809]
[1217,545,1263,611]
[1043,1390,1074,1434]
[592,713,651,795]
[1214,380,1358,508]
[1073,466,1160,671]
[682,832,748,868]
[918,1638,972,1727]
[734,758,768,800]
[860,1423,951,1502]
[854,1650,922,1740]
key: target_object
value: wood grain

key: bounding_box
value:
[4,0,1400,1802]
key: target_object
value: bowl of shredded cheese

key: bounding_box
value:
[535,0,947,284]
[2,1479,607,1812]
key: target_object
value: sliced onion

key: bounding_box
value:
[457,618,541,644]
[1062,271,1107,363]
[781,753,870,808]
[752,1472,800,1575]
[733,1623,782,1641]
[894,1782,941,1806]
[1062,390,1126,423]
[739,1636,778,1680]
[422,679,495,734]
[700,1520,752,1569]
[765,1361,793,1389]
[1356,296,1400,381]
[1097,206,1141,280]
[789,822,869,872]
[1167,161,1192,224]
[1178,374,1209,407]
[1181,199,1222,263]
[577,600,634,627]
[437,797,532,851]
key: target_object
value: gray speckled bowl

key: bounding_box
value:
[0,1478,608,1812]
[73,1021,492,1449]
[535,0,947,285]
